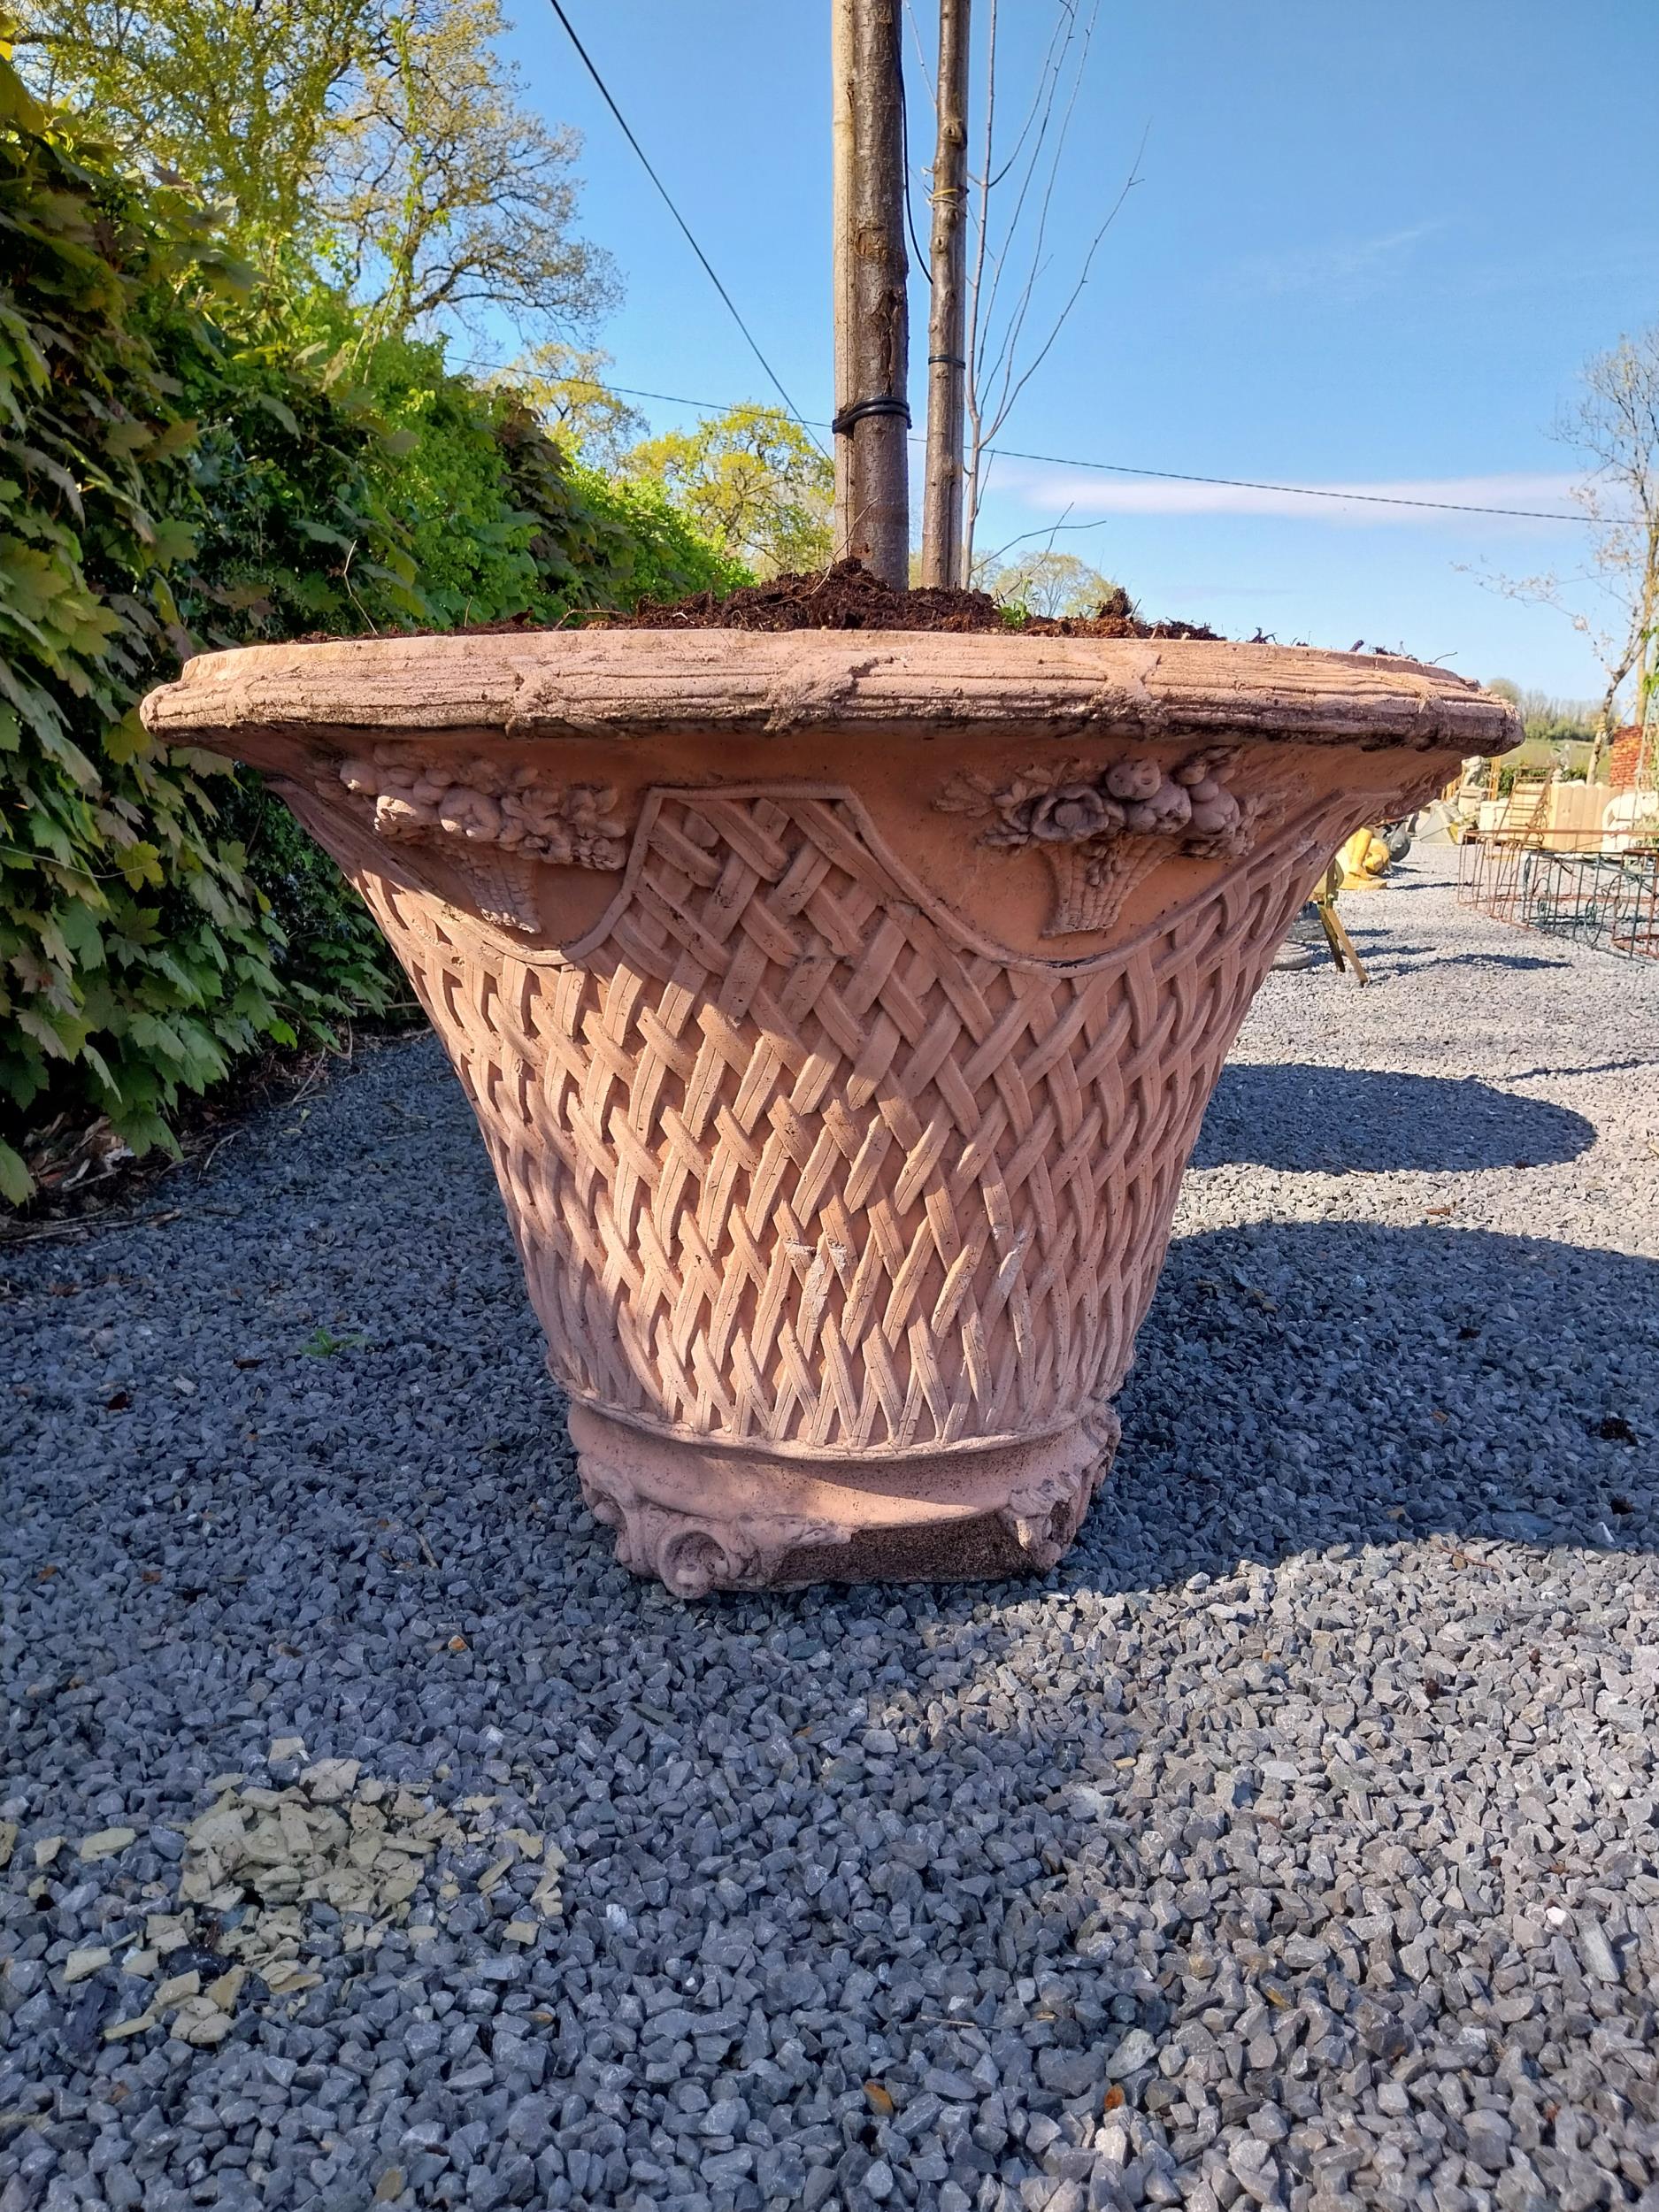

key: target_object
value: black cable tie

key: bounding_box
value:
[831,396,913,435]
[926,354,967,368]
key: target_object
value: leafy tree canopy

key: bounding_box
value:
[11,0,615,344]
[621,405,833,580]
[0,42,741,1200]
[1486,678,1601,747]
[980,549,1125,620]
[495,342,648,470]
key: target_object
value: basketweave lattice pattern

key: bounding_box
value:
[365,785,1315,1453]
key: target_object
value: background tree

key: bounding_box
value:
[1486,680,1600,746]
[978,548,1123,618]
[11,0,615,344]
[622,404,833,579]
[326,0,617,344]
[495,342,647,468]
[1485,679,1601,780]
[1489,326,1659,778]
[13,0,366,254]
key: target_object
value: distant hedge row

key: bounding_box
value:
[0,54,743,1201]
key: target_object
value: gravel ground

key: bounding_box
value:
[4,849,1658,2212]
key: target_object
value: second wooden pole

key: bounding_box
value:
[919,0,969,588]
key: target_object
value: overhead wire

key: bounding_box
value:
[897,64,933,286]
[503,14,1586,529]
[954,447,1586,524]
[541,0,825,453]
[511,375,1588,524]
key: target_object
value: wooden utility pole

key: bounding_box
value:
[831,0,910,587]
[919,0,970,588]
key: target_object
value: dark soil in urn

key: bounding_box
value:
[589,558,1222,638]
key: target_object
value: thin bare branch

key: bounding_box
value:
[979,0,1101,428]
[960,0,1004,570]
[972,0,1083,365]
[981,128,1144,449]
[970,498,1075,574]
[955,0,1143,571]
[984,0,1072,190]
[1475,334,1659,745]
[901,0,936,109]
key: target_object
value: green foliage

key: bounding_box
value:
[369,336,544,626]
[365,341,745,625]
[14,0,365,253]
[300,1322,370,1355]
[622,403,833,580]
[0,54,347,1202]
[499,342,647,469]
[217,773,408,1019]
[577,468,753,608]
[979,549,1125,621]
[1485,677,1600,749]
[172,338,426,647]
[0,52,741,1202]
[12,0,616,348]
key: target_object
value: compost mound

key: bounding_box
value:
[590,559,1221,639]
[359,560,1223,643]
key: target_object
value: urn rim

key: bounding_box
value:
[141,628,1522,757]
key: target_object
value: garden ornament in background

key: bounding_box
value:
[1338,823,1397,889]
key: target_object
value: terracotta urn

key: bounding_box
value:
[142,634,1517,1594]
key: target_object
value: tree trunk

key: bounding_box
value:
[831,0,910,587]
[831,0,857,562]
[919,0,970,588]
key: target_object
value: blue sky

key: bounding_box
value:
[497,0,1657,697]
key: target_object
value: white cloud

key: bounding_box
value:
[1228,221,1447,300]
[990,462,1584,528]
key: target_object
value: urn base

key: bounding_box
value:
[566,1401,1119,1595]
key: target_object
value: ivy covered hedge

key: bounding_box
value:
[0,54,743,1202]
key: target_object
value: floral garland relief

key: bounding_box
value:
[936,746,1264,936]
[332,746,629,933]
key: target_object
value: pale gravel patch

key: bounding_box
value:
[2,849,1657,2212]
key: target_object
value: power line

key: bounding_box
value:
[984,446,1586,523]
[514,21,1580,526]
[535,375,1587,524]
[541,0,823,451]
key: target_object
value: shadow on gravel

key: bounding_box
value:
[1339,940,1438,956]
[1506,1055,1659,1082]
[1399,951,1573,974]
[1073,1220,1656,1594]
[1192,1064,1595,1173]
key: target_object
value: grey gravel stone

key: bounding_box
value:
[1103,2029,1157,2080]
[2,851,1657,2212]
[1464,2108,1515,2170]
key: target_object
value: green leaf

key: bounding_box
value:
[0,52,737,1186]
[250,392,302,436]
[0,1137,34,1207]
